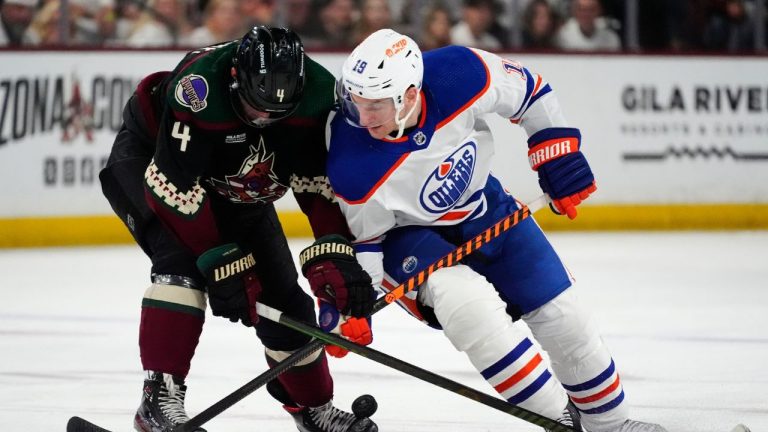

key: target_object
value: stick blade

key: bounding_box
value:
[67,416,111,432]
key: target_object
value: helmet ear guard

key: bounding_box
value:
[230,26,306,127]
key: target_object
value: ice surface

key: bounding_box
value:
[1,232,766,431]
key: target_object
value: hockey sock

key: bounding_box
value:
[266,348,333,408]
[139,281,206,377]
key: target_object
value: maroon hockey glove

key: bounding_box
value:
[527,127,597,220]
[197,243,262,326]
[300,235,375,318]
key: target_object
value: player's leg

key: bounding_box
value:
[524,290,667,432]
[468,191,664,432]
[136,223,208,432]
[381,226,568,423]
[100,127,207,431]
[232,205,377,432]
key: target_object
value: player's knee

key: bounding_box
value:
[143,275,207,316]
[422,265,514,352]
[524,288,601,363]
[265,346,322,367]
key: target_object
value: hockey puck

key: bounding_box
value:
[351,394,377,418]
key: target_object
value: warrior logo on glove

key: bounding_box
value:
[197,244,263,327]
[213,252,256,281]
[300,235,375,318]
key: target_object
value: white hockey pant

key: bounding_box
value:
[418,265,567,421]
[523,289,629,432]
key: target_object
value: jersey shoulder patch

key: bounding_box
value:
[166,43,241,127]
[423,46,490,122]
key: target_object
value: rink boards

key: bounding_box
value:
[0,50,766,246]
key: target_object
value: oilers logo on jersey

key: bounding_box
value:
[401,256,418,273]
[419,142,476,214]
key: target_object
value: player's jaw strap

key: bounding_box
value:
[527,127,581,171]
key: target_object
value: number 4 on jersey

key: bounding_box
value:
[172,121,191,152]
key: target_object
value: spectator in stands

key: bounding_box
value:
[69,0,118,44]
[309,0,357,49]
[352,0,394,45]
[122,0,191,47]
[283,0,315,36]
[521,0,560,49]
[23,0,83,45]
[183,0,242,46]
[419,2,453,50]
[702,0,757,51]
[0,0,37,46]
[554,0,621,51]
[240,0,275,30]
[450,0,503,50]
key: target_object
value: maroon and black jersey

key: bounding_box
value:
[134,41,346,255]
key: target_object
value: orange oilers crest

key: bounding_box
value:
[438,162,452,178]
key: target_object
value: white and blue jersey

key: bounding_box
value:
[327,45,572,317]
[327,45,630,427]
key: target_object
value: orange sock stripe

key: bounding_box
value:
[570,374,622,404]
[494,353,543,394]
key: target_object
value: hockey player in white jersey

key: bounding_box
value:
[319,29,669,432]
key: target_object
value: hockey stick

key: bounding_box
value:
[66,195,548,432]
[257,302,578,432]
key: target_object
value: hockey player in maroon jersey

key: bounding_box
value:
[99,26,377,432]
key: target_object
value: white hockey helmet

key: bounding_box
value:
[337,29,423,138]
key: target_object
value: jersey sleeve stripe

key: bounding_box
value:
[435,49,491,131]
[526,83,552,110]
[510,67,536,119]
[335,152,412,205]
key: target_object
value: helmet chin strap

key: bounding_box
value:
[390,92,421,140]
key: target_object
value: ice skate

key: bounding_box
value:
[610,420,668,432]
[545,400,582,432]
[133,371,205,432]
[285,396,378,432]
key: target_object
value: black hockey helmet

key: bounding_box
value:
[230,26,305,127]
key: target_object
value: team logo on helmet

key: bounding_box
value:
[385,38,408,57]
[419,142,477,214]
[402,256,418,274]
[175,74,209,112]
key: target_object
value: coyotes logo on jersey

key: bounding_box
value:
[207,137,288,203]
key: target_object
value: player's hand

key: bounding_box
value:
[196,243,261,326]
[527,127,596,219]
[318,300,373,358]
[300,235,375,317]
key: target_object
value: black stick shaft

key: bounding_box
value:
[257,302,577,432]
[68,196,548,432]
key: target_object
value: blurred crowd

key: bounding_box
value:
[0,0,766,52]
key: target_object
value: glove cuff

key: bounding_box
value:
[196,243,256,280]
[527,127,581,171]
[299,234,356,272]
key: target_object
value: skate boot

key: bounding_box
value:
[284,396,378,432]
[545,401,582,432]
[612,420,668,432]
[133,371,205,432]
